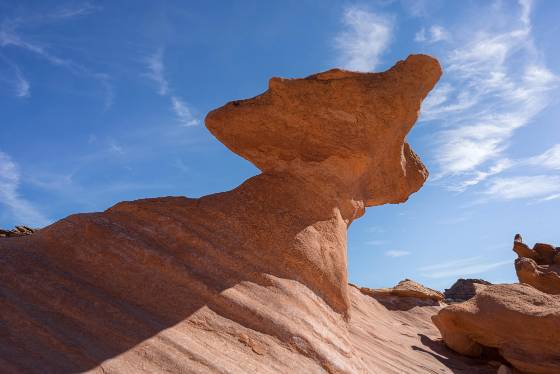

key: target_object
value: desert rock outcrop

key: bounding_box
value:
[444,278,492,302]
[433,283,560,373]
[357,279,444,312]
[513,235,560,294]
[359,279,444,301]
[0,226,36,238]
[0,55,455,373]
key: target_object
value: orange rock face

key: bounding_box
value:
[359,279,444,301]
[0,55,445,373]
[513,236,560,294]
[433,283,560,374]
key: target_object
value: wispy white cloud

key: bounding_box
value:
[367,226,386,234]
[14,67,30,97]
[419,256,510,278]
[171,96,199,127]
[422,0,559,190]
[366,239,389,246]
[449,158,513,192]
[419,257,483,272]
[0,151,50,227]
[49,2,100,20]
[415,25,449,43]
[519,0,532,26]
[539,193,560,202]
[334,6,393,71]
[443,143,560,193]
[0,52,30,97]
[527,144,560,170]
[0,6,112,106]
[420,83,477,122]
[0,20,70,66]
[144,49,199,126]
[483,175,560,201]
[109,140,124,155]
[145,48,169,96]
[400,0,431,18]
[93,72,114,110]
[0,2,99,58]
[385,250,411,257]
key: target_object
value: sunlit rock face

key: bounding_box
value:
[433,283,560,374]
[359,279,444,301]
[0,226,35,238]
[434,236,560,374]
[357,279,444,311]
[513,235,560,294]
[0,55,446,374]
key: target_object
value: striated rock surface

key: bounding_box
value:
[360,279,444,301]
[357,279,444,312]
[0,55,460,373]
[444,278,492,302]
[0,226,36,238]
[513,235,560,294]
[433,283,560,374]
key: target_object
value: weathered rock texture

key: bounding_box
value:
[433,283,560,374]
[0,55,474,374]
[360,279,444,301]
[0,226,36,238]
[357,279,444,312]
[513,235,560,295]
[444,278,492,302]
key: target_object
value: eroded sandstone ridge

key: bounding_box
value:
[359,279,444,301]
[0,55,471,374]
[357,279,444,312]
[443,278,492,302]
[513,235,560,294]
[433,283,560,374]
[0,226,36,238]
[434,235,560,373]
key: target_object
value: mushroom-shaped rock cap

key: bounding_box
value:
[206,54,441,206]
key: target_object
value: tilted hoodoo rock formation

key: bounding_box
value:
[0,55,498,374]
[513,234,560,294]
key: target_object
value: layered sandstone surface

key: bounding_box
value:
[433,283,560,374]
[359,279,444,301]
[0,226,36,238]
[513,236,560,294]
[0,55,493,374]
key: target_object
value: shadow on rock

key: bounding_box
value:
[373,295,441,311]
[413,334,497,374]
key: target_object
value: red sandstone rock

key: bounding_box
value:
[513,235,560,295]
[360,279,444,301]
[0,55,451,373]
[432,283,560,374]
[515,257,560,295]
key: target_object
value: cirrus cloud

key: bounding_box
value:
[334,6,393,71]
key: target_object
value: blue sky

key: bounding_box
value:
[1,0,559,290]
